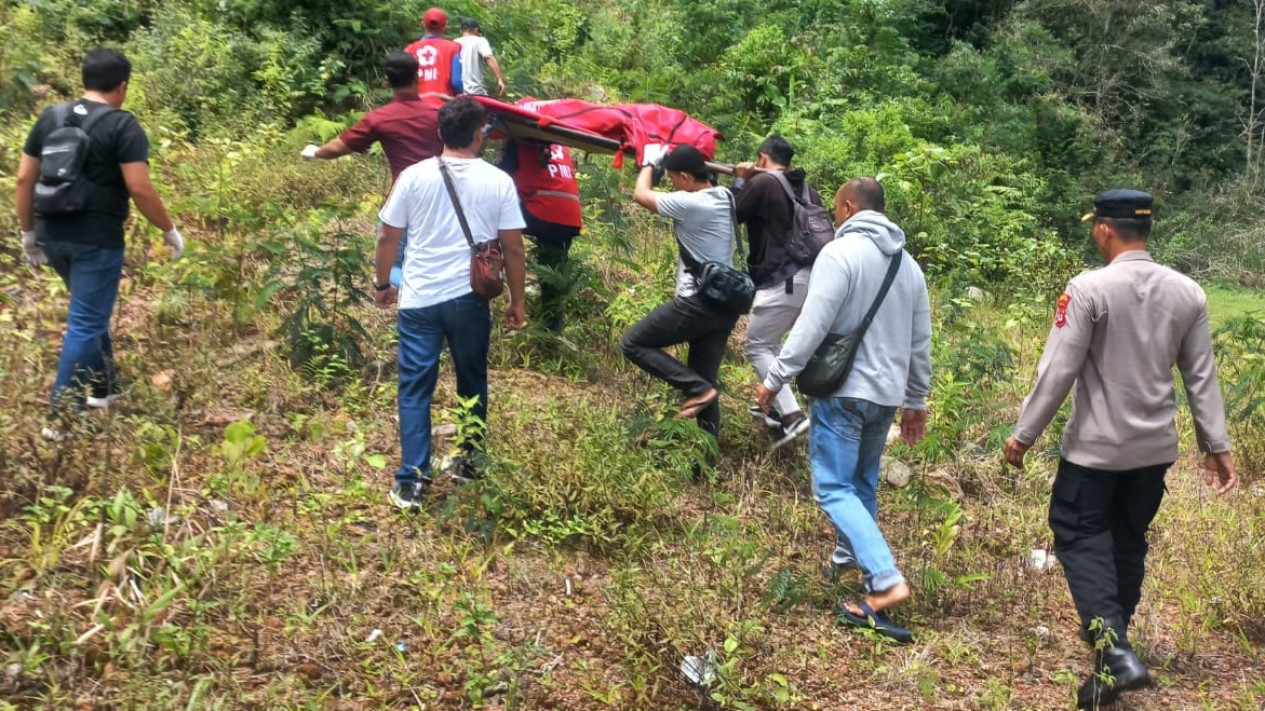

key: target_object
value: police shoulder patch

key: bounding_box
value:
[1054,292,1071,328]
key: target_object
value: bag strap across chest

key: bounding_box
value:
[858,249,904,336]
[437,157,477,249]
[674,187,743,275]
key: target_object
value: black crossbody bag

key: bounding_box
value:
[675,189,755,315]
[796,250,903,398]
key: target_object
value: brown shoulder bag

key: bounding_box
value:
[438,157,505,300]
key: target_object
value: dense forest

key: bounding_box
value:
[5,0,1265,286]
[1,1,1264,709]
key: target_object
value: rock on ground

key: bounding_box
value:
[881,457,913,488]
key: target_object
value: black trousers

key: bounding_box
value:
[619,294,738,439]
[524,212,580,332]
[1049,458,1170,642]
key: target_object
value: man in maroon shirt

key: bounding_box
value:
[303,52,445,285]
[302,52,443,182]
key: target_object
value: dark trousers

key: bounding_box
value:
[524,212,580,332]
[533,238,573,332]
[1049,458,1170,642]
[619,294,738,439]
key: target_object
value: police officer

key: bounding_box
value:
[1004,190,1238,709]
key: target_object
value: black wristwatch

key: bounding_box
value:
[374,282,392,292]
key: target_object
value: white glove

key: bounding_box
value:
[301,144,320,160]
[642,143,668,168]
[162,227,184,261]
[21,230,47,267]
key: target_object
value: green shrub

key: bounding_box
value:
[125,7,326,134]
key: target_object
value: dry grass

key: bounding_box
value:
[1,150,1263,710]
[2,231,1264,711]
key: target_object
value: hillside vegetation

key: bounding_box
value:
[2,1,1265,709]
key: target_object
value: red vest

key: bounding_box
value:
[403,37,461,96]
[514,143,582,228]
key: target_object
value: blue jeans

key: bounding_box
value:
[810,397,905,593]
[395,292,491,482]
[41,240,124,411]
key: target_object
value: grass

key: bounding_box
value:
[1206,283,1265,327]
[1,146,1263,710]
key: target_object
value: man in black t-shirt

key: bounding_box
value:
[15,48,183,429]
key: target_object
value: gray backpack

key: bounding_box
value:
[34,102,116,217]
[771,171,834,267]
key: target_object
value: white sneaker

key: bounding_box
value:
[86,385,130,410]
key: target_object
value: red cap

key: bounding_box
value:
[423,7,447,28]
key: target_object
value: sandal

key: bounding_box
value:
[838,600,914,644]
[675,389,718,419]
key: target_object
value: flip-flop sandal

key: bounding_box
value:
[838,600,914,644]
[675,390,719,419]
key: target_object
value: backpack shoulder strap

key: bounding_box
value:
[49,102,73,127]
[770,170,798,204]
[78,103,118,135]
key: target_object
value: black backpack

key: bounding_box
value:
[771,171,834,267]
[33,102,116,217]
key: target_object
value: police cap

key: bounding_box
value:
[1082,189,1153,222]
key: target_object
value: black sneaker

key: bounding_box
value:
[389,480,428,510]
[770,413,810,450]
[448,457,480,484]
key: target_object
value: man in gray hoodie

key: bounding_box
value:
[757,177,931,642]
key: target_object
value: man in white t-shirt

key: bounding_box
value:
[375,96,527,510]
[455,18,507,96]
[621,144,740,455]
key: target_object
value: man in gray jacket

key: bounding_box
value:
[757,177,931,642]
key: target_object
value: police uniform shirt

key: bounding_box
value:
[1014,251,1231,470]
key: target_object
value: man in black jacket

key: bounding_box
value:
[734,135,822,449]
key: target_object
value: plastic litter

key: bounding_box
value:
[146,507,179,528]
[680,651,717,686]
[366,629,382,643]
[1027,548,1057,572]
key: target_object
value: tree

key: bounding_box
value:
[1246,0,1265,185]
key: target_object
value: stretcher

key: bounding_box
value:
[469,96,746,175]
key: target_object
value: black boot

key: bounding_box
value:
[1076,642,1151,708]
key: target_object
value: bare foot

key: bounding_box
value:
[843,581,911,616]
